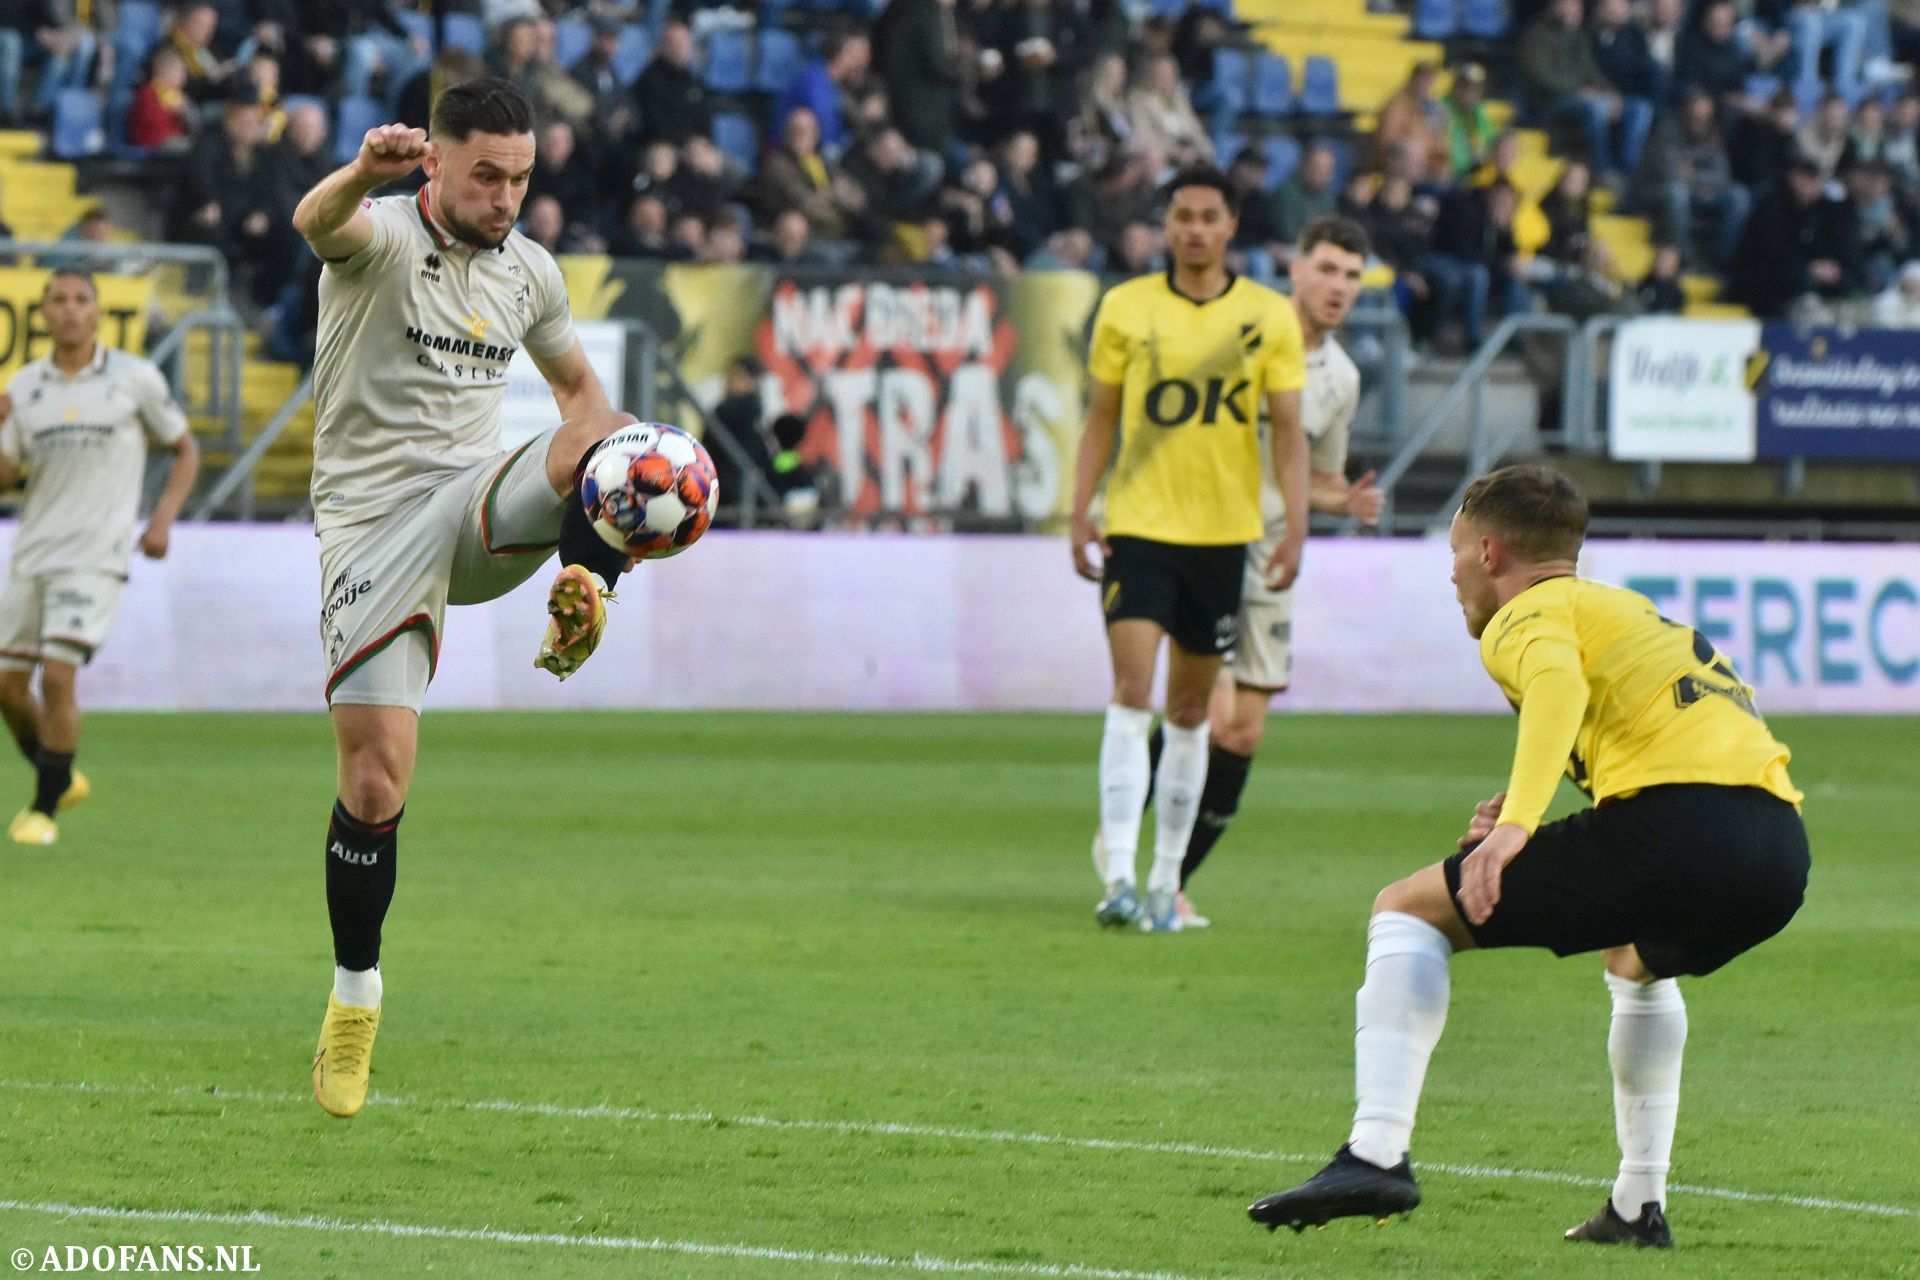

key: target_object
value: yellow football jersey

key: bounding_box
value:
[1087,272,1306,546]
[1481,576,1802,833]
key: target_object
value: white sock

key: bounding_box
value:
[1606,972,1686,1216]
[1098,704,1154,887]
[1348,911,1452,1169]
[333,965,382,1009]
[1148,720,1209,894]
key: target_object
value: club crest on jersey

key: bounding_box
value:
[419,252,442,283]
[466,311,489,339]
[1240,323,1262,353]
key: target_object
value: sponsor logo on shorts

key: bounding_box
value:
[1269,619,1290,643]
[321,570,374,664]
[1214,613,1236,651]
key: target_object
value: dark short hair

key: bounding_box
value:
[1160,165,1239,215]
[42,268,97,299]
[771,414,808,450]
[1459,465,1588,561]
[1298,215,1370,259]
[430,75,534,142]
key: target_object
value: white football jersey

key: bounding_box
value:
[1258,334,1360,530]
[311,186,577,532]
[0,344,187,579]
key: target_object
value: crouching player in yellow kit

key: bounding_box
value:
[1069,167,1312,933]
[1248,465,1808,1246]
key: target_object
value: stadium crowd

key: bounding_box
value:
[10,0,1920,351]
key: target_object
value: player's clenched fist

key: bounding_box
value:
[354,124,429,180]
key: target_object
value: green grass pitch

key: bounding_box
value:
[0,712,1914,1279]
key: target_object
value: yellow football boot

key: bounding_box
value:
[534,564,612,681]
[58,768,90,812]
[8,809,56,845]
[312,993,381,1118]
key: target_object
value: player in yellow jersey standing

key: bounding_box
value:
[1248,465,1809,1246]
[1069,167,1313,933]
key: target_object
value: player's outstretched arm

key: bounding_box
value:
[1068,379,1121,582]
[292,123,430,261]
[1262,388,1309,589]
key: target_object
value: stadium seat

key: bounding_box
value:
[1413,0,1459,40]
[1144,0,1189,17]
[1299,56,1340,116]
[109,28,154,94]
[712,112,759,171]
[105,87,139,157]
[50,89,103,159]
[704,29,753,95]
[1251,52,1292,117]
[333,95,382,164]
[394,10,433,47]
[440,13,485,56]
[118,0,163,47]
[1745,74,1782,102]
[1263,134,1301,190]
[283,92,326,121]
[754,28,803,97]
[613,25,654,86]
[1322,137,1352,187]
[554,18,592,70]
[1212,121,1246,167]
[1199,47,1251,121]
[1461,0,1510,39]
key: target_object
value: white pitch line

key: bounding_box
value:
[0,1199,1209,1280]
[3,1078,1910,1221]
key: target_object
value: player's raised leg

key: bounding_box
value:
[535,411,641,681]
[1249,863,1472,1230]
[1095,617,1160,927]
[1141,643,1220,931]
[1565,944,1682,1248]
[313,703,416,1118]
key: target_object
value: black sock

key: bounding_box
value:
[31,748,72,816]
[326,800,401,972]
[558,443,633,588]
[1180,743,1253,888]
[1141,722,1165,810]
[10,726,38,764]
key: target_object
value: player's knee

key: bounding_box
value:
[1110,673,1153,710]
[339,754,409,822]
[1215,711,1264,756]
[1371,873,1436,921]
[1163,696,1208,730]
[38,663,77,703]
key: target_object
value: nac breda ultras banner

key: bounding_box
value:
[552,257,1103,524]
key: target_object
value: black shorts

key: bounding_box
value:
[1442,785,1809,978]
[1101,535,1244,657]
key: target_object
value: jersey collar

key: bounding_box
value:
[47,341,108,381]
[416,183,507,256]
[1163,268,1238,306]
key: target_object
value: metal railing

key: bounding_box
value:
[192,373,312,522]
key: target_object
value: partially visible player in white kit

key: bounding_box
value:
[0,270,200,847]
[292,78,642,1118]
[1096,217,1385,927]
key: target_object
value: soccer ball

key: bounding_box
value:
[581,423,719,560]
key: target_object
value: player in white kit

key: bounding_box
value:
[1096,218,1385,927]
[292,78,643,1117]
[0,270,200,847]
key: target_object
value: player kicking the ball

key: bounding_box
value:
[1246,466,1808,1246]
[292,78,641,1117]
[0,269,199,846]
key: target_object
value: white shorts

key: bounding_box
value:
[0,569,127,669]
[1230,524,1295,691]
[319,430,565,712]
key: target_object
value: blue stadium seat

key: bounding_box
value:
[1745,74,1782,102]
[1144,0,1188,16]
[1211,121,1245,167]
[51,89,103,159]
[613,25,653,85]
[393,10,433,47]
[440,12,485,56]
[1461,0,1509,39]
[1263,134,1301,190]
[1300,56,1340,115]
[109,28,154,94]
[1251,52,1292,117]
[705,30,753,95]
[754,28,802,96]
[554,18,592,69]
[1198,47,1250,121]
[105,87,137,157]
[118,0,163,48]
[1413,0,1459,40]
[333,95,382,164]
[283,92,326,121]
[712,112,759,171]
[1322,137,1352,187]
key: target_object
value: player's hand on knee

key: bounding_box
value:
[1456,822,1526,925]
[1069,515,1107,582]
[355,124,429,181]
[1457,790,1507,850]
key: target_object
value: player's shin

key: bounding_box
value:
[325,801,401,1007]
[1180,742,1252,886]
[557,443,634,591]
[1605,973,1687,1215]
[1149,721,1209,895]
[1348,911,1452,1169]
[1098,705,1154,887]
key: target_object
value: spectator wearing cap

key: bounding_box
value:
[1869,258,1920,324]
[1372,63,1442,173]
[1729,154,1863,318]
[127,45,196,151]
[631,20,710,147]
[1519,0,1654,184]
[1441,63,1498,179]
